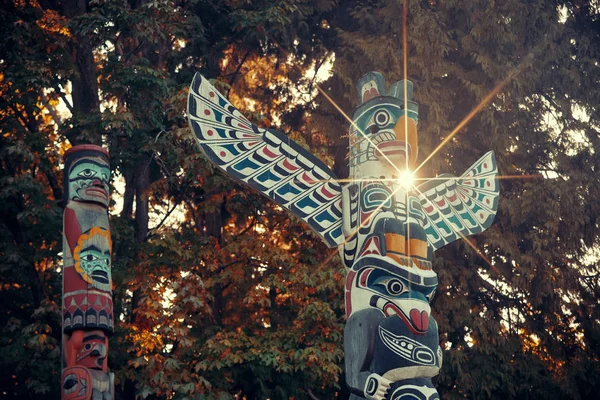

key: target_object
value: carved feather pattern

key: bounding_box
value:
[187,73,344,247]
[417,151,499,251]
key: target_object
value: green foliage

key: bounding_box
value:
[1,0,600,399]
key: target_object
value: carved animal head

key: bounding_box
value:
[343,215,438,334]
[349,72,419,179]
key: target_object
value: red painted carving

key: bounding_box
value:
[62,145,114,399]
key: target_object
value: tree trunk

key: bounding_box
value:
[57,0,101,146]
[123,153,152,399]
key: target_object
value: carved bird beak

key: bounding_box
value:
[393,116,419,167]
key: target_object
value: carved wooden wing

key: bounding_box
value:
[416,151,499,251]
[187,73,344,247]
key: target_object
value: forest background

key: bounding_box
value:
[1,0,599,399]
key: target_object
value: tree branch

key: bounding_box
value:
[147,199,182,239]
[51,82,74,114]
[40,91,63,127]
[227,49,252,98]
[306,387,320,400]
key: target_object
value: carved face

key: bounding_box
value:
[345,215,437,334]
[360,78,381,103]
[351,102,404,171]
[74,227,112,292]
[68,157,110,206]
[350,103,418,179]
[76,330,108,370]
[350,72,419,179]
[348,265,436,335]
[62,366,92,400]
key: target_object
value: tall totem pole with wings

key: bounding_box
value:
[187,71,499,400]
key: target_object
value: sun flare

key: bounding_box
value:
[398,170,414,189]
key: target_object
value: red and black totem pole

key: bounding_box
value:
[62,145,114,400]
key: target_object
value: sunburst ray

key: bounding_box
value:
[413,71,517,175]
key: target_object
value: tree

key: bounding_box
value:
[1,0,343,398]
[1,0,599,399]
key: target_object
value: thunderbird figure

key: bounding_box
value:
[187,71,499,399]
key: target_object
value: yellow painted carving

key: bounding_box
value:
[73,226,112,286]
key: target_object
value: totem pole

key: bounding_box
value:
[62,145,114,400]
[187,72,499,399]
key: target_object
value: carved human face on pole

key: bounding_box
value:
[73,227,112,292]
[66,153,110,207]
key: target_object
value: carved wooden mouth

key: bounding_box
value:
[371,295,430,335]
[84,187,108,200]
[89,369,110,391]
[375,140,408,158]
[91,270,109,284]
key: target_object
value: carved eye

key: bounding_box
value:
[63,374,78,392]
[78,169,96,178]
[85,254,98,262]
[374,110,391,127]
[84,343,92,350]
[386,279,405,295]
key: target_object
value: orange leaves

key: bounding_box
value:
[128,329,165,356]
[35,9,70,37]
